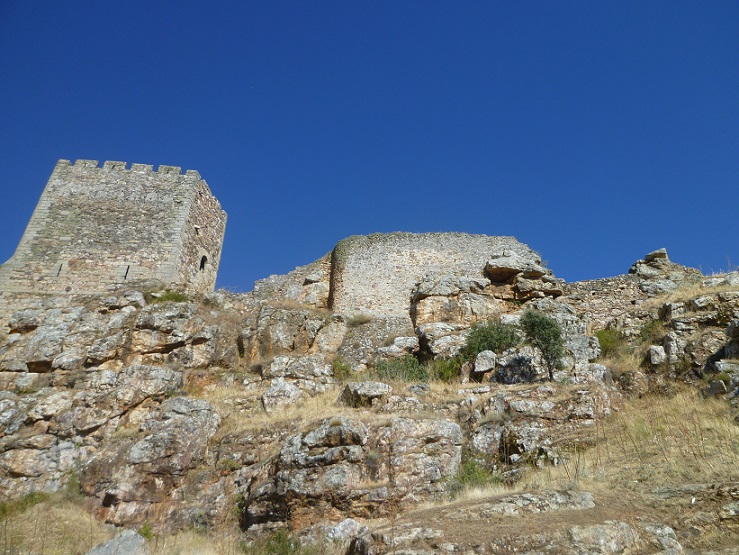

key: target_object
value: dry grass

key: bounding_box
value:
[0,496,112,555]
[205,374,473,440]
[206,384,408,440]
[152,527,244,555]
[641,281,739,312]
[597,350,644,379]
[522,387,739,491]
[414,386,739,517]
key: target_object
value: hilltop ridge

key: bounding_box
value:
[1,233,739,554]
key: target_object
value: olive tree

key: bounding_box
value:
[520,310,565,381]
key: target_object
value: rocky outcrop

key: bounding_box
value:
[339,382,393,407]
[463,380,619,468]
[2,234,739,552]
[349,489,683,554]
[80,396,220,526]
[85,530,149,555]
[629,248,703,295]
[240,415,462,530]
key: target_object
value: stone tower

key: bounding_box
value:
[0,159,227,295]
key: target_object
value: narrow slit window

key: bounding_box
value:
[124,265,130,280]
[200,256,207,271]
[56,264,63,276]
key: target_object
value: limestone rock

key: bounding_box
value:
[428,332,468,360]
[80,397,220,525]
[85,529,149,555]
[339,382,392,407]
[336,316,415,369]
[485,251,548,282]
[376,335,419,358]
[649,345,667,366]
[369,417,462,501]
[243,416,461,529]
[411,276,506,326]
[629,249,703,294]
[445,490,595,517]
[326,517,369,543]
[527,298,601,367]
[703,271,739,288]
[262,378,303,414]
[239,306,329,361]
[263,354,334,394]
[474,350,496,374]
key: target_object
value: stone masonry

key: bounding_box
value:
[0,160,226,295]
[328,232,538,317]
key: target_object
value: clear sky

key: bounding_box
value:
[1,1,737,291]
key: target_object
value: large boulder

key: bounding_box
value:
[339,382,392,408]
[85,530,149,555]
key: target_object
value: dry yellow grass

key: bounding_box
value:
[0,496,112,555]
[641,280,739,312]
[152,527,244,555]
[205,375,473,440]
[523,387,739,491]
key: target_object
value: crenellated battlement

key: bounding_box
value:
[55,159,201,179]
[0,159,226,295]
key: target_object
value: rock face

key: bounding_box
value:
[241,416,462,530]
[86,529,149,555]
[339,382,392,407]
[629,248,703,295]
[80,396,220,525]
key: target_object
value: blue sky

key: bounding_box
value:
[1,1,737,291]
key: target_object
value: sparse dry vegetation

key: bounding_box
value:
[0,493,111,555]
[523,387,739,490]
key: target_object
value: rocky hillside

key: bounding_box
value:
[1,234,739,554]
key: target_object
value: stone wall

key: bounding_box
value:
[328,232,536,317]
[561,275,650,331]
[175,178,227,293]
[0,160,226,295]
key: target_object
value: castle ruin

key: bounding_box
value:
[0,159,226,295]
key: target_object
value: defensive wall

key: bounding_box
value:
[0,159,226,295]
[328,232,536,316]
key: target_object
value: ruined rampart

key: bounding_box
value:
[328,232,536,316]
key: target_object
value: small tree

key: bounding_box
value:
[520,310,565,381]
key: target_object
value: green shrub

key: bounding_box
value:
[594,328,625,359]
[149,290,189,304]
[446,459,501,499]
[241,529,323,555]
[374,355,428,382]
[714,372,732,385]
[427,357,462,382]
[0,491,49,521]
[138,522,155,540]
[520,310,565,381]
[639,319,667,344]
[462,320,521,360]
[331,357,353,381]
